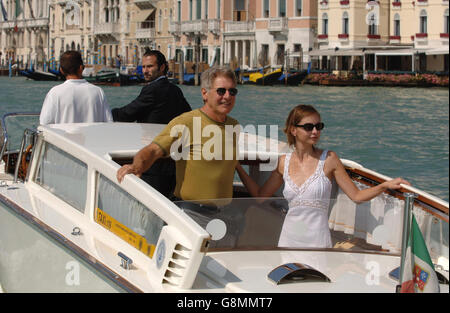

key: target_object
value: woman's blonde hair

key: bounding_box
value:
[284,105,321,146]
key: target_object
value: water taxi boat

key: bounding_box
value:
[0,113,448,292]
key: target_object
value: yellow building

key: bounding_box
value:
[314,0,449,72]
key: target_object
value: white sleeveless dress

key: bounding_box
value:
[278,150,333,248]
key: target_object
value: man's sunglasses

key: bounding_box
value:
[295,122,325,131]
[216,88,238,96]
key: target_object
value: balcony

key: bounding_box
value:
[268,18,288,34]
[223,20,255,34]
[181,20,208,35]
[169,21,181,35]
[389,35,401,43]
[318,34,328,43]
[136,27,156,41]
[340,0,350,7]
[320,0,329,9]
[367,34,381,40]
[0,18,49,29]
[94,22,121,40]
[440,33,449,38]
[26,18,49,28]
[417,0,428,5]
[338,34,349,41]
[133,0,155,10]
[415,33,428,43]
[392,1,402,6]
[208,19,220,35]
[95,22,120,35]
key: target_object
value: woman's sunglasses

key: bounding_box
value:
[216,88,238,96]
[295,122,325,131]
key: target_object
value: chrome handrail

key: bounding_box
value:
[14,128,39,183]
[0,112,40,176]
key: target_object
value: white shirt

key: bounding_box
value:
[40,79,113,125]
[278,150,333,248]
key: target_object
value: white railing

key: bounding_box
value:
[0,18,49,29]
[181,20,208,34]
[169,21,181,34]
[136,27,156,40]
[224,20,255,33]
[208,19,220,34]
[268,18,287,32]
[94,22,120,35]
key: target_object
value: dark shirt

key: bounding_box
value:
[112,76,191,123]
[112,76,191,198]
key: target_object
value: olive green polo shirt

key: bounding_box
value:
[153,109,240,202]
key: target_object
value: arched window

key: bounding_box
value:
[322,13,328,35]
[394,13,400,36]
[368,13,377,35]
[342,12,349,35]
[420,10,427,34]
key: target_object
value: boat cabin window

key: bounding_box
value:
[95,174,166,259]
[35,142,88,213]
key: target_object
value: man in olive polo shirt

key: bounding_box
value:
[116,66,240,203]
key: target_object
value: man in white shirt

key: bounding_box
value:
[40,51,113,125]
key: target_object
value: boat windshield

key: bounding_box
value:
[174,196,449,269]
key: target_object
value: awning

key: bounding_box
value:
[374,49,415,56]
[425,48,449,55]
[132,8,155,22]
[308,49,364,57]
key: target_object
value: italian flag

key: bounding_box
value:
[400,214,440,293]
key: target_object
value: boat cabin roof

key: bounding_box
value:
[38,122,290,165]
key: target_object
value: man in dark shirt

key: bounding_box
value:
[112,49,191,198]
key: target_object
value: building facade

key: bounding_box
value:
[314,0,449,72]
[0,0,50,68]
[0,0,447,72]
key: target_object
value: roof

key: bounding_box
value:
[38,122,290,161]
[39,122,166,158]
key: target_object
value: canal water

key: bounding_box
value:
[0,76,448,201]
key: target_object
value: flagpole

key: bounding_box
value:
[397,192,417,292]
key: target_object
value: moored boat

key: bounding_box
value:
[19,69,60,81]
[276,70,308,86]
[249,68,283,86]
[0,113,448,292]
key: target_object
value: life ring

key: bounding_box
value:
[18,144,33,180]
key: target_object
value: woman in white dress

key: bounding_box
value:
[236,105,410,248]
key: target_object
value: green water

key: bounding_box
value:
[0,76,448,201]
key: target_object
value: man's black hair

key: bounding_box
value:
[143,48,168,75]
